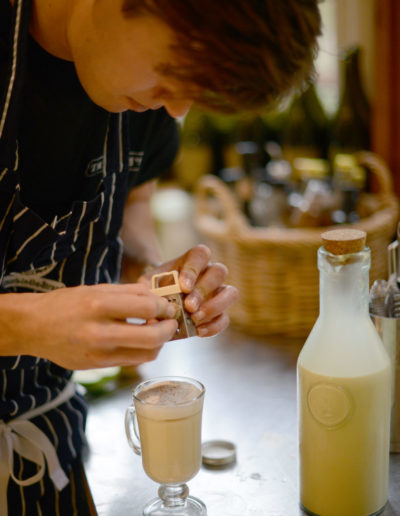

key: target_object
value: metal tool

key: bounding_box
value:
[385,240,400,318]
[151,270,197,340]
[389,239,398,273]
[371,229,400,452]
[369,279,389,317]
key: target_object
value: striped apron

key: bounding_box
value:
[0,0,133,512]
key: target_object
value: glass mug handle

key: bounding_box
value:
[125,405,141,455]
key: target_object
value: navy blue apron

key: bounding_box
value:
[0,0,132,512]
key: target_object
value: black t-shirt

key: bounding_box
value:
[0,0,179,223]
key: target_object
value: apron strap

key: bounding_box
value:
[0,0,32,164]
[0,380,75,514]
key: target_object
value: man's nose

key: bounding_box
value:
[164,99,193,119]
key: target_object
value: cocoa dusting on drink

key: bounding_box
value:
[137,381,201,405]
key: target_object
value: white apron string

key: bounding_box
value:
[0,381,76,514]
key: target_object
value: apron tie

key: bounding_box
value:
[0,381,75,514]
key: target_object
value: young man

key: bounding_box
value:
[0,0,321,513]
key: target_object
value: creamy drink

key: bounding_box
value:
[298,364,391,516]
[134,380,204,485]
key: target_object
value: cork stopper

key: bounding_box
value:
[321,229,366,255]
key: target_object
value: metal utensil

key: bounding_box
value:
[385,274,400,318]
[369,279,389,317]
[384,240,400,318]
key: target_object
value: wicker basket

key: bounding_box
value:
[194,151,400,338]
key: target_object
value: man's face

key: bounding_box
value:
[66,0,193,117]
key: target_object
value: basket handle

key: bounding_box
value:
[194,174,248,232]
[355,151,395,196]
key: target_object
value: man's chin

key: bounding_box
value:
[99,100,130,113]
[86,94,131,113]
[102,103,149,114]
[89,94,150,114]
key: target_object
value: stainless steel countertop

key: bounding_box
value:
[84,329,400,516]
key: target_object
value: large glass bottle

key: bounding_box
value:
[281,83,329,164]
[297,229,391,516]
[328,46,371,163]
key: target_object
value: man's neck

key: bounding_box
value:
[29,0,74,60]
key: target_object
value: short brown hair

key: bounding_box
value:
[122,0,321,113]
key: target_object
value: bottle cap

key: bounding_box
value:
[321,228,366,255]
[201,440,236,467]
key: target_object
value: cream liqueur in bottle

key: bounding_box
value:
[297,229,391,516]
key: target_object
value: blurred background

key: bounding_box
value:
[76,0,400,393]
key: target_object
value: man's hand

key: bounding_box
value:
[0,284,178,370]
[138,244,239,337]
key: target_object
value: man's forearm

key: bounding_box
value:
[0,292,40,356]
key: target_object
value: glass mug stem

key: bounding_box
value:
[159,484,189,507]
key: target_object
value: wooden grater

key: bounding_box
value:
[151,270,197,340]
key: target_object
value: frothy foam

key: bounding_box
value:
[137,381,201,406]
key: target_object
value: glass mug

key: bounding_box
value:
[125,376,207,516]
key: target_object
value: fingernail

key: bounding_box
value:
[193,310,205,322]
[181,276,194,291]
[187,291,201,312]
[166,303,178,318]
[198,327,208,337]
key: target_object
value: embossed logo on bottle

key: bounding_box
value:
[307,383,354,429]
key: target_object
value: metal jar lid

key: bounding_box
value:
[201,440,236,467]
